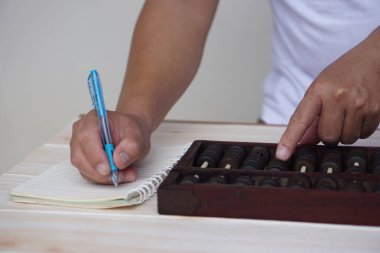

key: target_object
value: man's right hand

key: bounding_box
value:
[70,110,152,185]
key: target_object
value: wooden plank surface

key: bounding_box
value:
[1,121,380,252]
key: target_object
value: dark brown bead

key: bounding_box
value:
[345,149,367,173]
[321,149,342,174]
[250,145,270,163]
[373,182,380,193]
[207,174,226,184]
[371,150,380,174]
[315,177,339,191]
[196,144,224,168]
[293,147,317,172]
[233,175,253,186]
[343,180,366,192]
[258,177,280,188]
[241,145,269,170]
[287,176,311,189]
[267,159,288,172]
[241,156,267,170]
[219,145,245,169]
[180,174,200,185]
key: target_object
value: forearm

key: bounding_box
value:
[116,0,218,132]
[365,25,380,73]
[276,25,380,161]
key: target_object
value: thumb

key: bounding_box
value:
[113,138,144,169]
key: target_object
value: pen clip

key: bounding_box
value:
[87,71,97,110]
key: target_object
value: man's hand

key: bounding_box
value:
[276,26,380,161]
[70,0,218,183]
[70,110,151,184]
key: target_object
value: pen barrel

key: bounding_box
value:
[99,115,112,145]
[104,143,117,173]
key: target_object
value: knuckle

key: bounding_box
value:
[334,87,349,101]
[307,81,325,97]
[70,152,81,167]
[352,97,366,111]
[127,140,144,159]
[289,110,308,128]
[370,102,380,115]
[71,120,82,139]
[77,127,96,143]
[72,120,80,131]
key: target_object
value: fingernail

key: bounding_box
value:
[125,172,136,182]
[108,174,121,184]
[276,145,290,161]
[96,163,108,176]
[118,152,129,167]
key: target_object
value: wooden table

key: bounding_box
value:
[1,121,380,252]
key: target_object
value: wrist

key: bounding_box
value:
[364,26,380,74]
[116,95,161,133]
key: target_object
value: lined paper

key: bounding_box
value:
[10,144,188,208]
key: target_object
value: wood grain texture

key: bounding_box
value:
[1,121,380,252]
[158,140,380,226]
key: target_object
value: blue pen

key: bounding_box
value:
[87,70,118,187]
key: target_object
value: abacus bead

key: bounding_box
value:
[321,149,342,173]
[219,145,245,169]
[233,175,253,186]
[315,177,339,191]
[287,176,311,189]
[196,144,224,168]
[180,174,200,185]
[345,149,367,173]
[373,164,380,174]
[343,180,366,192]
[267,159,288,172]
[294,147,317,172]
[371,150,380,174]
[241,145,269,170]
[241,156,266,170]
[250,145,270,164]
[373,182,380,193]
[207,174,226,184]
[258,177,280,188]
[345,166,365,174]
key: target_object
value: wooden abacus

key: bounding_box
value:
[157,140,380,226]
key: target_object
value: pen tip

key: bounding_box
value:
[111,171,118,188]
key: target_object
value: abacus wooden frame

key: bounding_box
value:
[157,140,380,226]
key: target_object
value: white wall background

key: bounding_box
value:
[0,0,272,172]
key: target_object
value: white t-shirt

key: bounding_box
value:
[261,0,380,124]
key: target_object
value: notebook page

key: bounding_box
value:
[10,144,188,206]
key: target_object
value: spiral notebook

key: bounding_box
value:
[10,144,189,209]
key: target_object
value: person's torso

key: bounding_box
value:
[262,0,380,124]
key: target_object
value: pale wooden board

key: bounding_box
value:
[1,121,380,252]
[1,210,380,253]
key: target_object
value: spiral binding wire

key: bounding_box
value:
[133,143,191,204]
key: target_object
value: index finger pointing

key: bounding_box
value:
[276,95,322,161]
